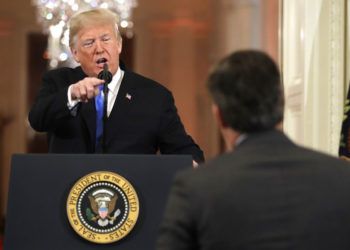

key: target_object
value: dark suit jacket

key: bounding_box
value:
[157,130,350,250]
[28,66,204,162]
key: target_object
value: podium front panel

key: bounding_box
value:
[4,154,192,250]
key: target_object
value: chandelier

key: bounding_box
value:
[32,0,138,68]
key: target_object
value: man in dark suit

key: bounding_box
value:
[157,50,350,249]
[28,8,204,163]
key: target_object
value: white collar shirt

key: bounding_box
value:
[106,67,124,117]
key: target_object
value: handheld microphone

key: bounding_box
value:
[98,63,113,84]
[97,63,113,106]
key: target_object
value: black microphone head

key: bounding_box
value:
[97,63,113,84]
[103,63,108,72]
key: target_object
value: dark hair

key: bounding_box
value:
[207,50,284,133]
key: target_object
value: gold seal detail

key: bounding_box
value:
[66,171,139,244]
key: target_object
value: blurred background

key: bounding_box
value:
[0,0,349,242]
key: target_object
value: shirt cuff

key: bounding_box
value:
[67,85,80,109]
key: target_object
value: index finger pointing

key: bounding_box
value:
[92,78,106,86]
[83,78,105,88]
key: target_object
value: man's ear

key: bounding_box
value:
[70,47,80,63]
[117,39,122,54]
[211,104,228,128]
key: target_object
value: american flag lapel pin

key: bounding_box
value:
[126,93,132,100]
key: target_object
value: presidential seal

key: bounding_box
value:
[66,171,139,244]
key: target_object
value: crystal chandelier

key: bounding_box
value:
[32,0,138,68]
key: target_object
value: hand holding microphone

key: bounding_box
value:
[70,64,112,102]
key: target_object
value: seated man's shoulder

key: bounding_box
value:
[301,146,350,170]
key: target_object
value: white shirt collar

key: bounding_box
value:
[107,67,124,95]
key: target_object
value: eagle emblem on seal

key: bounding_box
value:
[86,189,121,227]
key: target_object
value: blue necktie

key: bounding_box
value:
[95,85,104,151]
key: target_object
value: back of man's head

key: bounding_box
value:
[207,50,284,133]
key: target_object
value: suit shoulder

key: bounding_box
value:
[297,146,350,170]
[125,71,170,94]
[43,67,85,85]
[44,67,76,76]
[207,146,350,178]
[44,66,84,78]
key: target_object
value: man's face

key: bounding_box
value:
[71,23,122,77]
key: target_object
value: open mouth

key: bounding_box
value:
[96,58,108,66]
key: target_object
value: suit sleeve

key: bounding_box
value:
[158,90,204,163]
[28,71,77,132]
[156,171,198,250]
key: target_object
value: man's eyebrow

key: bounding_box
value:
[100,34,111,38]
[82,38,94,42]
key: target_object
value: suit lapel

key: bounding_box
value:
[108,71,135,120]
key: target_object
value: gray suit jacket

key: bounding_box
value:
[157,130,350,250]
